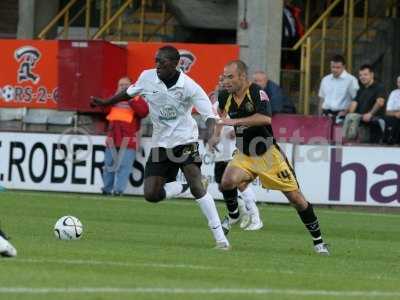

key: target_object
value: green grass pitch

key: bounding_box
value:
[0,190,399,300]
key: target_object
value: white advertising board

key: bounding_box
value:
[1,132,399,207]
[294,144,400,207]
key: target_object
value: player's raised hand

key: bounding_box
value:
[90,96,106,108]
[206,136,220,153]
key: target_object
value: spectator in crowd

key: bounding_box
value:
[252,70,296,114]
[318,55,359,124]
[282,0,304,69]
[383,75,400,144]
[102,77,149,196]
[342,64,386,143]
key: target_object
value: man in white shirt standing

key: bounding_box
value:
[318,55,359,123]
[91,45,229,250]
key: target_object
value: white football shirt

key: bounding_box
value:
[206,101,236,162]
[126,69,215,148]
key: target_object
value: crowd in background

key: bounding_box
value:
[319,54,400,145]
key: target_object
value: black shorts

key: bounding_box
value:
[144,142,202,180]
[214,161,229,184]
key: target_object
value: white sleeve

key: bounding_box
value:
[386,91,395,111]
[191,83,216,121]
[318,78,326,98]
[126,72,146,97]
[349,76,359,99]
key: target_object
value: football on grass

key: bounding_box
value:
[54,216,83,240]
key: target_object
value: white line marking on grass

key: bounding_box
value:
[8,257,398,282]
[0,287,400,297]
[13,257,296,275]
[15,258,218,271]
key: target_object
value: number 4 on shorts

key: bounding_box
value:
[277,170,291,180]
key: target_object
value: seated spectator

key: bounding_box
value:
[318,55,359,124]
[252,70,296,114]
[343,64,386,143]
[383,75,400,144]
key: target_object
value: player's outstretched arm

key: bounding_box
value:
[204,117,216,144]
[90,89,131,107]
[221,113,271,127]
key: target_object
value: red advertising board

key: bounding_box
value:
[0,40,239,109]
[0,40,58,109]
[126,42,239,94]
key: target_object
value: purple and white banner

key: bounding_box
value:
[0,132,399,207]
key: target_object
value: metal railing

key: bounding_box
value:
[38,0,172,42]
[283,0,398,115]
[92,0,134,39]
[38,0,81,39]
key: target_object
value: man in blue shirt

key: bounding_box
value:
[252,70,296,114]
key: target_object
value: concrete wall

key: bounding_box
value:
[17,0,59,39]
[353,18,400,93]
[237,0,283,83]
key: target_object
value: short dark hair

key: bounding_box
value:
[331,55,346,65]
[226,60,248,77]
[359,64,374,73]
[158,45,180,62]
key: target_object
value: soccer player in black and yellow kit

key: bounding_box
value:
[213,60,329,255]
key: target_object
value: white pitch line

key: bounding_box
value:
[0,287,399,298]
[11,257,295,275]
[7,257,398,282]
[15,258,217,271]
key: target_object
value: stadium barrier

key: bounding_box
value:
[0,132,399,207]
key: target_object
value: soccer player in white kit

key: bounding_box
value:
[91,45,229,249]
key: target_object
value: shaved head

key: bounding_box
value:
[225,60,248,78]
[223,60,250,94]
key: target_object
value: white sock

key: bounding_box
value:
[164,181,184,198]
[237,196,248,215]
[196,192,228,244]
[239,186,260,220]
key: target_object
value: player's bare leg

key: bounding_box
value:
[284,190,329,255]
[144,174,188,202]
[221,166,253,190]
[143,176,167,202]
[181,164,229,249]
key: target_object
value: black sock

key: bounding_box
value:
[298,202,323,245]
[222,188,239,219]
